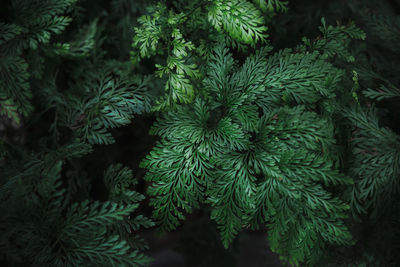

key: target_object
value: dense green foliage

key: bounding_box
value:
[1,0,399,266]
[0,0,154,266]
[141,42,357,265]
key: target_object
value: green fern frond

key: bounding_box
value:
[342,106,400,220]
[363,84,400,101]
[142,43,353,263]
[1,159,151,266]
[261,49,344,105]
[53,20,97,58]
[65,74,151,144]
[252,0,288,13]
[303,18,366,62]
[207,0,268,45]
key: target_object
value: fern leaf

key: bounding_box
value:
[207,0,268,45]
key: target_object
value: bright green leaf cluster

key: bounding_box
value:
[141,39,355,265]
[207,0,269,44]
[131,0,277,111]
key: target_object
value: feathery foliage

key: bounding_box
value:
[131,0,286,111]
[0,0,76,124]
[0,155,152,266]
[272,0,400,265]
[2,0,400,266]
[1,0,153,266]
[141,32,359,263]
